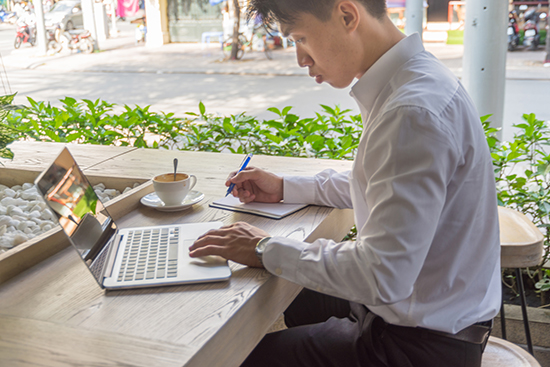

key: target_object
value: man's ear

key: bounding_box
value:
[337,1,360,32]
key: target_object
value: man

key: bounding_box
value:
[189,0,501,366]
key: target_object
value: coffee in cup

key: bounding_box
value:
[153,173,197,206]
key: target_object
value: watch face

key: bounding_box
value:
[256,237,271,257]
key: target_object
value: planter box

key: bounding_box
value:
[0,166,153,285]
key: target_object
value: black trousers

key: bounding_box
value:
[241,289,490,367]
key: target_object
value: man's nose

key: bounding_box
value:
[296,47,313,68]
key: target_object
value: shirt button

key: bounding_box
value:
[275,268,282,276]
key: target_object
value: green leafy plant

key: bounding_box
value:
[6,97,188,149]
[0,93,23,162]
[181,102,362,160]
[7,99,363,160]
[484,113,550,306]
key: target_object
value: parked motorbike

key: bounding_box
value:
[60,28,94,54]
[0,7,16,24]
[46,28,62,54]
[508,11,520,51]
[523,9,541,51]
[14,21,35,49]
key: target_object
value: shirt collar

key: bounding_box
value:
[350,33,425,114]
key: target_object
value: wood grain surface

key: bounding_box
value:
[0,142,355,367]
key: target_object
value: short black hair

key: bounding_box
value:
[247,0,387,27]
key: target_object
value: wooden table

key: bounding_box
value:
[0,142,355,367]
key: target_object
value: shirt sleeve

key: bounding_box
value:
[283,169,353,209]
[263,106,459,306]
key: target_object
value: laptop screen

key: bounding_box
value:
[35,147,117,282]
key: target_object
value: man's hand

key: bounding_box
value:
[227,167,283,204]
[189,222,270,268]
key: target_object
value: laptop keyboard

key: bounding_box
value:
[117,227,179,282]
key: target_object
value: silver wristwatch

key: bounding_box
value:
[255,236,271,266]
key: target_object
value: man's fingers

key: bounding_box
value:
[226,166,255,185]
[189,244,226,258]
[191,233,226,248]
[231,167,257,183]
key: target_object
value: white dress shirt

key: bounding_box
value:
[262,33,501,334]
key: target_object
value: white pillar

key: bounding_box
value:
[405,0,424,38]
[82,0,99,49]
[32,0,47,55]
[93,2,109,43]
[145,0,169,47]
[462,0,508,138]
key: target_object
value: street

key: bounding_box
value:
[0,20,548,143]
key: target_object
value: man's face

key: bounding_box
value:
[281,11,361,89]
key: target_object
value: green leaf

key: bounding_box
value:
[223,120,235,133]
[44,129,60,142]
[306,135,324,144]
[199,101,206,116]
[267,107,281,116]
[282,106,292,116]
[480,114,492,123]
[265,133,282,143]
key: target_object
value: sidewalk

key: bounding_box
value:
[2,20,550,81]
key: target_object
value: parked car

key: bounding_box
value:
[44,0,82,30]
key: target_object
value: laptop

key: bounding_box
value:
[34,147,231,290]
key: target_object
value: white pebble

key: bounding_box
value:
[29,201,46,210]
[103,189,118,197]
[11,185,22,191]
[93,183,106,191]
[0,237,13,250]
[22,183,34,190]
[0,206,6,215]
[12,233,28,246]
[17,221,33,231]
[14,198,27,207]
[3,188,16,198]
[0,197,16,206]
[0,215,10,226]
[133,183,139,188]
[30,217,43,225]
[11,215,27,222]
[0,225,6,236]
[42,224,53,231]
[41,210,55,221]
[8,219,20,228]
[0,184,8,191]
[28,210,41,219]
[123,187,132,194]
[20,189,39,200]
[8,207,23,216]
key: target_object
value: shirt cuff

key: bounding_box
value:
[283,176,315,204]
[262,236,301,279]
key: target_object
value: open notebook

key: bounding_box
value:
[210,195,308,220]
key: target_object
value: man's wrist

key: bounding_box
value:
[255,236,271,267]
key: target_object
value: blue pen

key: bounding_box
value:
[226,153,253,196]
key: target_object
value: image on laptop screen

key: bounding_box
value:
[35,148,117,273]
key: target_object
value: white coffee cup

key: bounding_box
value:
[153,173,197,206]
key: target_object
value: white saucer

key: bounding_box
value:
[140,190,205,212]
